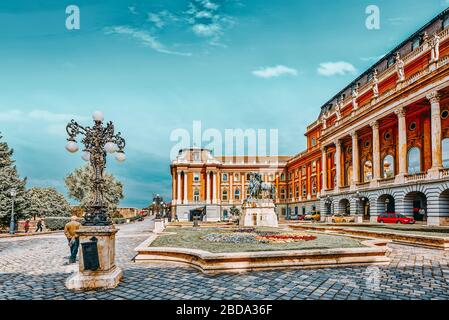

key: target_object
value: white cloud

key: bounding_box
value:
[0,109,89,137]
[128,6,138,15]
[192,23,221,37]
[104,26,191,56]
[317,61,357,77]
[388,17,410,26]
[360,54,386,62]
[186,0,234,45]
[147,10,179,29]
[252,65,298,79]
[0,110,88,123]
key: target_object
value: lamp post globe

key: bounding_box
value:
[65,140,79,153]
[115,151,126,162]
[104,142,117,154]
[92,111,104,122]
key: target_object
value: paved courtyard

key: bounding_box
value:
[1,218,449,300]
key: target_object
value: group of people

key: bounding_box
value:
[22,219,44,233]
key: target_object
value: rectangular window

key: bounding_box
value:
[222,173,228,182]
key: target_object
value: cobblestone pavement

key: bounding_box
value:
[1,219,449,300]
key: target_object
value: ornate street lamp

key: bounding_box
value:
[9,189,17,235]
[152,194,164,220]
[65,111,126,226]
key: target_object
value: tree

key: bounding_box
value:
[65,165,124,215]
[0,133,28,227]
[25,187,71,219]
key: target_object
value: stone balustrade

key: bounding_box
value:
[405,173,427,182]
[440,168,449,179]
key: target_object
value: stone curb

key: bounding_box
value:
[288,224,449,250]
[133,231,390,274]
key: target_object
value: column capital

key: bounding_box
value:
[369,120,379,130]
[334,139,341,147]
[349,130,358,138]
[394,108,406,118]
[426,91,440,104]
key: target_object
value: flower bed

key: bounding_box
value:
[201,228,316,244]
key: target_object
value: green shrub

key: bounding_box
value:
[113,218,126,224]
[44,217,72,231]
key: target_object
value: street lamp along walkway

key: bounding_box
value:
[65,111,126,226]
[9,189,17,235]
[64,111,126,290]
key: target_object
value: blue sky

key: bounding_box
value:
[0,0,447,208]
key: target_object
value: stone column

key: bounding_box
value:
[321,147,327,191]
[350,131,360,188]
[335,139,342,190]
[183,172,188,204]
[177,172,181,205]
[395,108,407,180]
[371,121,381,181]
[212,172,217,204]
[206,171,210,204]
[229,173,233,202]
[427,91,443,176]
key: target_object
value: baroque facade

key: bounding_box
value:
[171,9,449,226]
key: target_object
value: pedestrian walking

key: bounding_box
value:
[174,214,179,222]
[24,219,30,233]
[64,216,81,264]
[35,219,43,232]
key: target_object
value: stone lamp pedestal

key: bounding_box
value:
[65,226,122,291]
[240,200,279,228]
[153,219,165,233]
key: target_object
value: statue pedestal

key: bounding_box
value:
[240,200,279,228]
[65,226,122,291]
[153,219,165,233]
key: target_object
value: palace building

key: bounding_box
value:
[171,8,449,226]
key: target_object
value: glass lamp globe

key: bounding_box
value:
[81,151,91,162]
[92,111,104,122]
[115,151,126,162]
[10,189,17,197]
[65,141,79,153]
[104,142,117,154]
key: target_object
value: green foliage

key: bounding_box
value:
[230,206,240,217]
[44,217,72,231]
[64,165,124,215]
[25,187,71,219]
[0,133,28,227]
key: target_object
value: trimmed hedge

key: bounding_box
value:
[44,217,72,231]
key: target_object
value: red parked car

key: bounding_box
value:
[377,213,415,224]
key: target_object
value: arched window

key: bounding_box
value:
[193,189,200,202]
[383,155,395,178]
[443,138,449,168]
[408,147,421,174]
[234,189,241,200]
[280,173,285,181]
[222,190,228,201]
[363,161,373,182]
